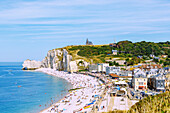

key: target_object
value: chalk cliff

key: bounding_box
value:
[22,59,42,70]
[22,48,88,72]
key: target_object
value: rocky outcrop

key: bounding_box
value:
[22,48,89,72]
[22,59,42,70]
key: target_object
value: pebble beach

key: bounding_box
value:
[36,68,105,113]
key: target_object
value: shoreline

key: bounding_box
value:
[36,68,104,113]
[35,69,73,113]
[39,93,71,113]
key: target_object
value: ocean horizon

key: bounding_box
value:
[0,62,72,113]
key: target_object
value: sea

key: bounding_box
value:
[0,62,72,113]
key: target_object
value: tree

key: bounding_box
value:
[159,60,164,64]
[153,58,159,63]
[115,62,119,66]
[126,58,129,62]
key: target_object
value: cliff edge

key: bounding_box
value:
[22,59,42,70]
[22,48,89,72]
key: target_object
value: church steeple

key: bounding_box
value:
[86,38,93,45]
[86,38,89,45]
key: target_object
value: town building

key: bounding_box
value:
[164,67,169,73]
[109,73,119,79]
[109,40,117,47]
[106,66,121,75]
[109,73,132,80]
[112,50,118,55]
[154,57,160,60]
[150,54,155,58]
[115,60,126,65]
[133,68,146,76]
[109,43,117,47]
[119,70,132,76]
[139,64,162,71]
[137,56,143,59]
[161,55,168,58]
[146,69,158,78]
[97,63,109,72]
[132,74,147,91]
[114,81,128,87]
[148,74,166,92]
[165,77,170,89]
[88,64,97,72]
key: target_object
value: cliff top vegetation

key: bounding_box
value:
[54,41,170,65]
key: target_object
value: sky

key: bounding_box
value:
[0,0,170,62]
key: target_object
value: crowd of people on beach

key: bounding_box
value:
[36,68,105,113]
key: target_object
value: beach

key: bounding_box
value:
[36,68,105,113]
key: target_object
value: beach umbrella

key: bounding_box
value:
[92,100,96,103]
[116,86,120,90]
[94,95,99,98]
[63,108,66,111]
[84,105,91,109]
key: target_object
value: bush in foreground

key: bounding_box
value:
[128,91,170,113]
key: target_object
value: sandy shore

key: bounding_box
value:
[36,68,104,113]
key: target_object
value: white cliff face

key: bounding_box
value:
[22,59,42,70]
[23,48,89,72]
[40,49,73,72]
[69,61,78,72]
[63,49,72,71]
[41,49,62,70]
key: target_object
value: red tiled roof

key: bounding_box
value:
[109,74,132,78]
[109,74,119,77]
[139,64,162,69]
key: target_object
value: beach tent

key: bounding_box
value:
[93,95,99,98]
[115,86,120,90]
[92,100,96,103]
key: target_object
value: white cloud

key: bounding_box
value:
[0,0,170,40]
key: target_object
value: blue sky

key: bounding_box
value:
[0,0,170,62]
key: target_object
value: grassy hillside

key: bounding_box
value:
[64,45,110,64]
[54,41,169,65]
[128,91,170,113]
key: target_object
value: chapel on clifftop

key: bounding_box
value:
[86,38,93,45]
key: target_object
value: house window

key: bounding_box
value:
[144,79,145,81]
[158,81,160,84]
[137,79,138,81]
[139,82,143,85]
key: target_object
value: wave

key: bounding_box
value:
[8,72,14,75]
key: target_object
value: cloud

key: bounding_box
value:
[0,0,170,40]
[1,0,170,62]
